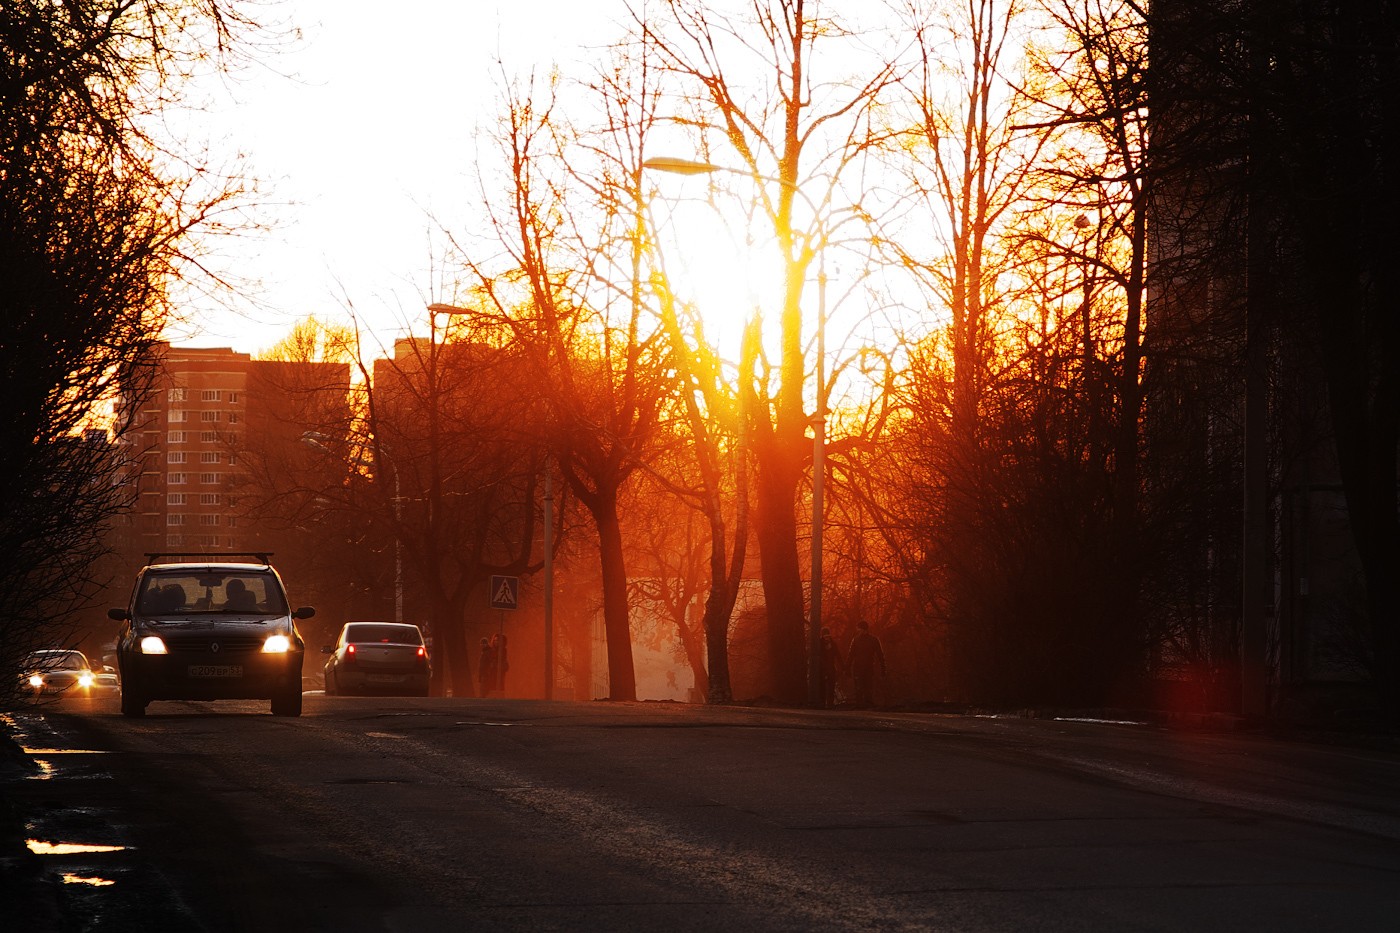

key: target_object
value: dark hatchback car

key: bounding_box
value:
[322,622,430,696]
[109,554,314,717]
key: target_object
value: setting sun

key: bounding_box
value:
[650,190,788,356]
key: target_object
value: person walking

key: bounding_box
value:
[819,626,843,708]
[478,636,497,697]
[846,621,886,708]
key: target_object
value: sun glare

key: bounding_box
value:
[654,197,786,359]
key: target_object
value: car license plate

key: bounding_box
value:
[188,665,243,678]
[366,674,405,684]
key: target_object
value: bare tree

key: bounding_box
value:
[883,0,1042,443]
[362,317,548,697]
[445,56,676,701]
[635,0,898,702]
[626,470,713,701]
[645,269,759,704]
[1,0,268,701]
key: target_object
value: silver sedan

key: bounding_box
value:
[321,622,431,696]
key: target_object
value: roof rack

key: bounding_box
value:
[144,552,274,565]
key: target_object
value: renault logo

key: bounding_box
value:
[210,642,221,654]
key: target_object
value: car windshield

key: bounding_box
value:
[137,571,288,616]
[25,650,89,672]
[344,624,423,646]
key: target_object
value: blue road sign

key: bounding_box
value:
[489,575,519,611]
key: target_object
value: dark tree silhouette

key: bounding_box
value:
[0,0,264,703]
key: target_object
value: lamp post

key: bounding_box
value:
[643,155,828,707]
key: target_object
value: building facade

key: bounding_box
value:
[118,344,351,558]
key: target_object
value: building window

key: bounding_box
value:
[201,390,222,401]
[199,514,220,526]
[166,534,185,546]
[199,452,221,464]
[200,431,220,443]
[166,451,187,464]
[199,493,220,506]
[168,388,187,402]
[167,514,185,526]
[167,493,186,505]
[199,472,220,484]
[227,392,240,403]
[200,411,221,422]
[168,410,187,423]
[227,413,240,424]
[167,431,186,444]
[168,472,187,485]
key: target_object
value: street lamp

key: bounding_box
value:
[644,155,828,707]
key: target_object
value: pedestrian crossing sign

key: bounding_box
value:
[489,575,519,611]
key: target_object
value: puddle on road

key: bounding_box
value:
[27,758,58,779]
[23,750,113,782]
[27,840,127,855]
[28,839,127,890]
[63,873,117,886]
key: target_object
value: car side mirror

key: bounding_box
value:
[108,608,129,621]
[320,645,333,654]
[104,665,117,673]
[293,607,316,620]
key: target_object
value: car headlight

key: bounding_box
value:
[78,672,95,688]
[28,674,44,689]
[262,634,292,654]
[139,636,168,655]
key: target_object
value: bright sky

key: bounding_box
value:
[174,0,631,356]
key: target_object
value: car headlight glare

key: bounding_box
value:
[78,672,95,688]
[28,674,44,689]
[139,636,168,655]
[262,634,292,654]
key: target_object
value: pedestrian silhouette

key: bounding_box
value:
[846,621,886,708]
[478,636,497,697]
[819,626,843,708]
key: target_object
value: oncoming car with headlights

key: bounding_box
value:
[19,649,115,699]
[109,554,314,717]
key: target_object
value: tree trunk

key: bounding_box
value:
[442,593,475,698]
[591,491,637,701]
[753,432,807,703]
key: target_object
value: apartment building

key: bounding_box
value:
[121,344,351,557]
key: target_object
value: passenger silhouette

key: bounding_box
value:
[158,584,186,613]
[224,579,256,611]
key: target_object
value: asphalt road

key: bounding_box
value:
[5,696,1400,932]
